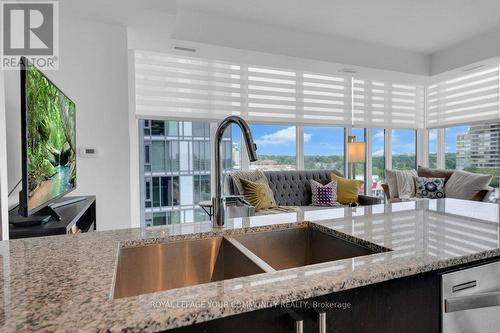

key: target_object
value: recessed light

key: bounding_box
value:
[174,46,197,52]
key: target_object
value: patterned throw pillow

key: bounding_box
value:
[240,178,276,211]
[415,177,445,199]
[310,180,339,207]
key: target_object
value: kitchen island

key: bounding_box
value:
[0,199,498,332]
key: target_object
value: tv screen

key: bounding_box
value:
[19,58,76,216]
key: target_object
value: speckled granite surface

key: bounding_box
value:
[0,199,498,332]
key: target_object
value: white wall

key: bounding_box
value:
[431,25,500,75]
[5,17,131,231]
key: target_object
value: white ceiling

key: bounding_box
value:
[179,0,500,54]
[62,0,500,54]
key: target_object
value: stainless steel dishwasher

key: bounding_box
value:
[442,261,500,333]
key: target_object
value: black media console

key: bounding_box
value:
[9,196,96,239]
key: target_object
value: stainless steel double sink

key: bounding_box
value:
[113,224,384,299]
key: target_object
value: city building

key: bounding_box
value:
[456,123,500,170]
[139,120,233,226]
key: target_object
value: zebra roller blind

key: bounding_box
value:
[352,79,425,129]
[427,66,500,128]
[135,51,244,120]
[134,50,425,129]
[135,50,352,125]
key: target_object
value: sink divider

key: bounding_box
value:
[224,237,276,273]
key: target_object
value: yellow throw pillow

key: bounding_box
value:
[240,178,275,211]
[330,173,364,205]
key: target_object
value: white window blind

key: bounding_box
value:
[135,50,352,126]
[135,51,244,120]
[246,66,297,122]
[352,79,425,129]
[301,73,351,124]
[427,66,500,128]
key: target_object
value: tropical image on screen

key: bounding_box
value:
[26,64,76,210]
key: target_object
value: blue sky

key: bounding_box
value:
[231,125,470,156]
[445,126,469,153]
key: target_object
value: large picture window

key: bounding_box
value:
[445,123,500,202]
[250,124,296,170]
[371,129,385,198]
[428,128,438,168]
[303,127,344,174]
[140,119,236,227]
[391,129,416,170]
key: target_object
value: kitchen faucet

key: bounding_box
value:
[213,116,258,227]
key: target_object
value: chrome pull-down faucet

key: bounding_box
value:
[213,116,258,227]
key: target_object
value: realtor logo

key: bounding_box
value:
[1,0,59,69]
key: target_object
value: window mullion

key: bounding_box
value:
[366,128,373,195]
[385,129,392,171]
[297,126,304,170]
[437,128,445,169]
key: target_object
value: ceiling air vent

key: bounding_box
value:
[462,64,485,72]
[174,46,197,52]
[339,68,358,74]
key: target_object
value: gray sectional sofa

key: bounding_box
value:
[226,170,382,212]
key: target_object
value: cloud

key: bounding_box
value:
[374,130,385,141]
[373,149,385,156]
[428,130,437,141]
[255,126,310,146]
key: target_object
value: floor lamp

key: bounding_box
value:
[347,136,366,179]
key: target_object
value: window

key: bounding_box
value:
[391,129,416,170]
[371,129,385,198]
[445,126,469,170]
[445,123,500,202]
[303,127,344,174]
[140,119,223,226]
[428,129,438,168]
[250,124,296,170]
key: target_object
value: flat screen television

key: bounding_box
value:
[18,57,77,218]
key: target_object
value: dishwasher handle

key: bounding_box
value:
[445,291,500,313]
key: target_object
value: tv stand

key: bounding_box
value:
[9,196,96,239]
[9,205,61,226]
[49,196,87,209]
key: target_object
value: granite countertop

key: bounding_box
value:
[0,199,499,332]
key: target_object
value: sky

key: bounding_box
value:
[444,126,469,153]
[231,125,470,156]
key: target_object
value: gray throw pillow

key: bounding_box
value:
[415,177,445,199]
[444,170,492,200]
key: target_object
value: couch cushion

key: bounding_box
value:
[385,169,417,199]
[299,205,343,212]
[310,180,339,207]
[330,174,364,204]
[240,178,276,211]
[415,177,445,199]
[263,170,342,206]
[417,165,454,184]
[444,170,492,200]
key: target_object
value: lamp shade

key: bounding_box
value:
[347,142,366,163]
